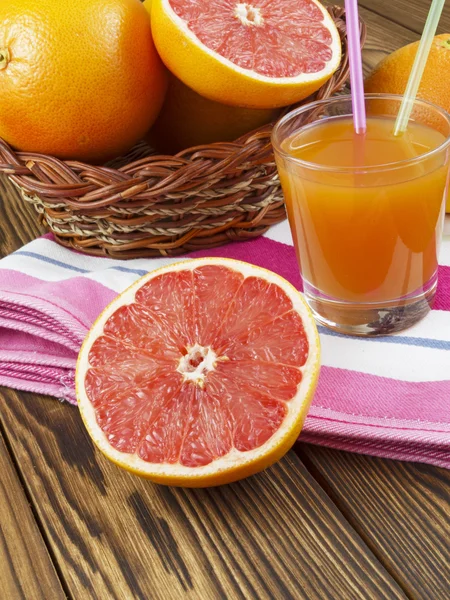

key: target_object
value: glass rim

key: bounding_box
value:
[271,93,450,174]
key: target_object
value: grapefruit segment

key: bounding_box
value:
[203,372,288,452]
[213,276,294,346]
[222,310,309,366]
[89,367,184,456]
[179,386,234,467]
[193,265,243,346]
[151,0,342,108]
[88,334,171,369]
[102,303,180,358]
[76,258,320,487]
[211,360,302,402]
[135,271,196,350]
[231,395,287,453]
[137,382,195,464]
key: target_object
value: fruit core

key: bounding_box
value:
[235,3,264,27]
[177,343,221,386]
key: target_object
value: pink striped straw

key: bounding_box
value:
[345,0,366,134]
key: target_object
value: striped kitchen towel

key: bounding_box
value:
[1,220,449,469]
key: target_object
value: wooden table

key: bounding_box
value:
[1,1,450,598]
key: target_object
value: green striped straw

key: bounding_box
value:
[394,0,446,136]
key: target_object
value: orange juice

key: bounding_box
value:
[277,116,448,304]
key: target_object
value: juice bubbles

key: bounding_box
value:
[272,96,450,335]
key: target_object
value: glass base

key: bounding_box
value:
[304,275,437,336]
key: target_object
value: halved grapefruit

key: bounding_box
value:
[76,258,320,487]
[151,0,342,108]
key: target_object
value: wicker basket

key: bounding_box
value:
[0,6,365,259]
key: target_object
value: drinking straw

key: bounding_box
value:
[394,0,446,136]
[345,0,366,134]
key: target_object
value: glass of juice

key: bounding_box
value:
[272,94,450,336]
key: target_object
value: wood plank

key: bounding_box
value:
[298,445,450,600]
[0,387,407,600]
[0,429,66,600]
[0,176,45,254]
[359,0,450,37]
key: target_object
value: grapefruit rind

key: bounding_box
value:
[76,258,320,487]
[151,0,342,108]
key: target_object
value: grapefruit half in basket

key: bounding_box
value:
[151,0,342,108]
[76,258,320,487]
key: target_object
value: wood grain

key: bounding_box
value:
[0,387,407,600]
[359,0,450,36]
[357,5,420,74]
[0,176,44,255]
[322,0,420,77]
[298,445,450,600]
[0,429,65,600]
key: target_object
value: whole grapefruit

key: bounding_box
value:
[365,34,450,211]
[148,74,280,153]
[0,0,167,162]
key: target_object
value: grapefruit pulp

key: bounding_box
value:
[76,258,320,487]
[151,0,341,108]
